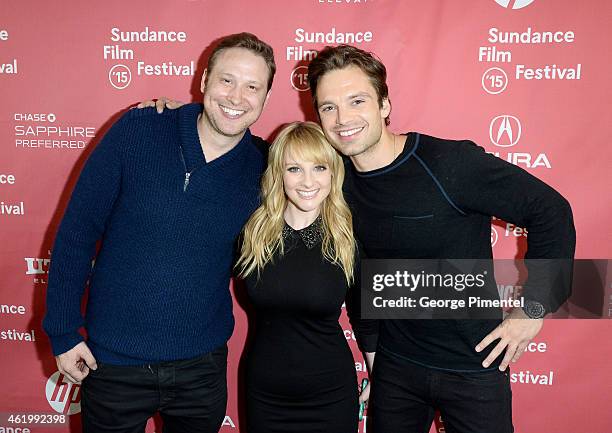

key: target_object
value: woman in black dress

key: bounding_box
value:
[236,122,377,433]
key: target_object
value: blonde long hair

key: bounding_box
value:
[236,121,356,283]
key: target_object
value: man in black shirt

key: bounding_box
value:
[308,45,575,433]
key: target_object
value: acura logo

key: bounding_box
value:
[489,115,522,147]
[494,0,536,9]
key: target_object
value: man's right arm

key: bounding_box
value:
[42,113,128,359]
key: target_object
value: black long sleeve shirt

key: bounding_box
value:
[344,132,575,370]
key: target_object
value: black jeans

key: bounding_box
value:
[81,344,228,433]
[370,347,513,433]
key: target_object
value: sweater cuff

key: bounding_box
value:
[49,331,84,356]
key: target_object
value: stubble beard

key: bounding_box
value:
[203,106,249,139]
[339,129,382,159]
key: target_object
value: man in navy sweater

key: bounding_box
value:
[43,33,274,433]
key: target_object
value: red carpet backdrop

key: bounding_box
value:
[1,0,610,432]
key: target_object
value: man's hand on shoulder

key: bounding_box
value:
[475,307,543,371]
[136,97,185,113]
[55,341,98,384]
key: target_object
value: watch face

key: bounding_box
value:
[525,301,545,318]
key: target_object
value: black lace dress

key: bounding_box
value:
[244,218,361,433]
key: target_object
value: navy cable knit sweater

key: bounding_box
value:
[43,103,266,365]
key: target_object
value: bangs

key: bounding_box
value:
[283,128,335,166]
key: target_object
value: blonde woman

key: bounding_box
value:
[237,122,377,433]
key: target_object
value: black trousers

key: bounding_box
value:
[81,344,228,433]
[370,348,513,433]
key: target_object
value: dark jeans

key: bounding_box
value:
[81,344,228,433]
[370,348,513,433]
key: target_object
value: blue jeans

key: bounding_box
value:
[370,347,513,433]
[81,344,227,433]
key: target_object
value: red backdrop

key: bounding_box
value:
[1,0,610,432]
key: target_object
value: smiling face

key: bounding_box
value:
[201,47,271,139]
[283,149,332,219]
[315,65,390,158]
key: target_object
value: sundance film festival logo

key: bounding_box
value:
[494,0,535,9]
[104,27,194,90]
[46,372,81,415]
[288,27,373,91]
[490,115,521,147]
[479,15,581,87]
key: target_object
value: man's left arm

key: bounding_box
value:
[448,141,576,370]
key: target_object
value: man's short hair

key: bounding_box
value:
[207,32,276,92]
[308,45,390,125]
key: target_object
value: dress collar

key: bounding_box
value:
[282,215,323,249]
